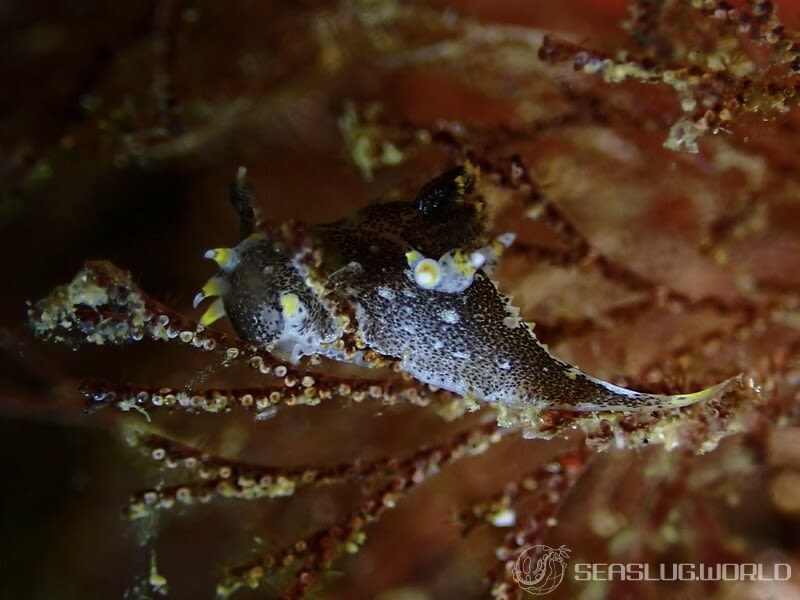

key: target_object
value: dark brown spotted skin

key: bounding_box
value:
[212,166,727,412]
[222,238,338,351]
[313,219,649,410]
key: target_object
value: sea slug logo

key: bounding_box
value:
[512,545,571,595]
[511,544,792,596]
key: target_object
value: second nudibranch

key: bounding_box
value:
[194,164,732,413]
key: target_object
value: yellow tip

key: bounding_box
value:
[202,277,225,297]
[405,250,422,267]
[664,376,740,408]
[193,276,228,308]
[451,249,478,276]
[199,297,226,326]
[490,240,507,256]
[204,248,237,269]
[461,160,480,188]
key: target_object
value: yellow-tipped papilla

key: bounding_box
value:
[192,276,229,309]
[199,297,226,326]
[453,160,480,199]
[405,250,423,267]
[473,232,515,277]
[450,249,483,276]
[204,247,239,271]
[492,232,516,256]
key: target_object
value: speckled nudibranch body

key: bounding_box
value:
[196,164,732,414]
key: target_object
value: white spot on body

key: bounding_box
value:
[440,309,460,324]
[377,286,395,301]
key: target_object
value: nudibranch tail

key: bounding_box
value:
[557,369,741,413]
[504,320,739,414]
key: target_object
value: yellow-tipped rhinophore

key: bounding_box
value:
[199,297,226,326]
[204,248,239,270]
[491,233,516,256]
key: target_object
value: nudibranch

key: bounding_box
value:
[194,163,733,414]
